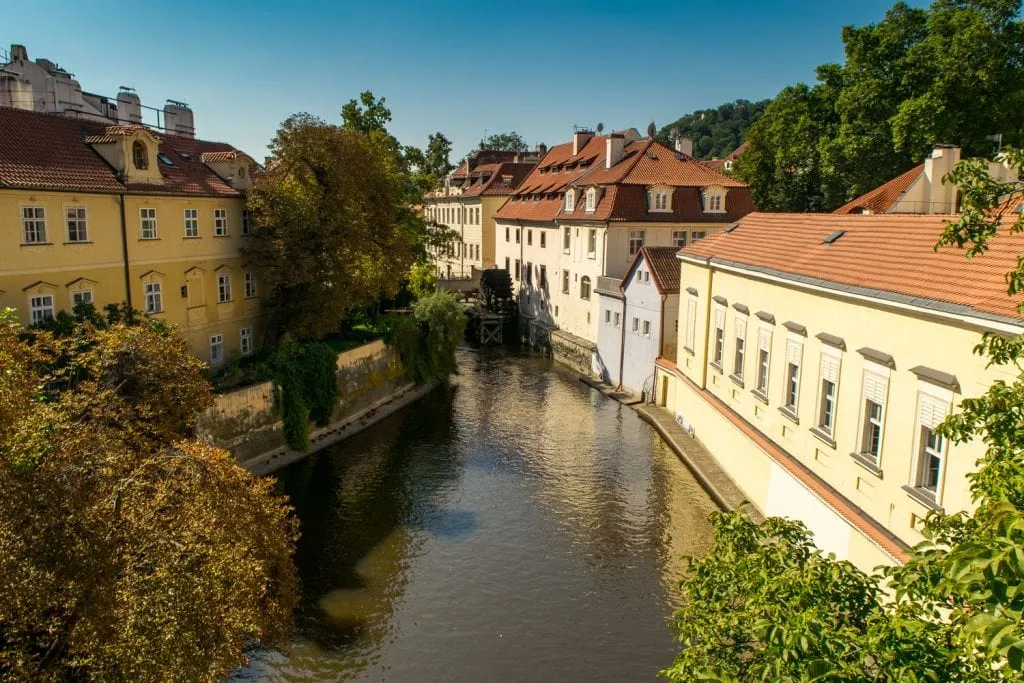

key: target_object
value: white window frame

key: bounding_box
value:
[22,206,47,244]
[604,310,611,325]
[712,307,726,367]
[565,189,575,212]
[642,320,651,337]
[857,362,891,465]
[585,187,596,212]
[244,271,257,298]
[71,290,93,308]
[911,384,953,503]
[783,336,803,412]
[65,206,88,243]
[563,226,571,253]
[184,208,199,237]
[580,276,591,301]
[756,326,772,394]
[816,349,842,436]
[562,269,570,294]
[214,208,228,236]
[692,231,707,242]
[210,334,224,364]
[632,317,639,333]
[144,281,162,314]
[673,231,687,248]
[614,311,621,327]
[240,327,253,356]
[29,294,54,324]
[140,208,158,239]
[733,315,747,379]
[588,229,597,257]
[217,274,232,303]
[241,209,251,235]
[628,230,645,256]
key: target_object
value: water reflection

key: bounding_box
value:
[237,347,716,682]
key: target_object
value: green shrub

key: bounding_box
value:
[387,292,465,383]
[271,336,340,450]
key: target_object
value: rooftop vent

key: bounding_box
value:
[724,221,740,233]
[823,230,846,244]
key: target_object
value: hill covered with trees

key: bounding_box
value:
[656,99,770,160]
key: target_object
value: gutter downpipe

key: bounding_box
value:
[118,193,133,320]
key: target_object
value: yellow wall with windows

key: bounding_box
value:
[656,257,1019,571]
[0,188,265,365]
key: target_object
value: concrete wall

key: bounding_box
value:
[197,340,409,464]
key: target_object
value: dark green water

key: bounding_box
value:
[235,347,716,682]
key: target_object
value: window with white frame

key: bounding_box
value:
[210,334,224,364]
[214,209,228,236]
[642,320,651,336]
[22,206,46,244]
[563,226,571,252]
[71,290,93,308]
[242,209,251,235]
[218,274,232,302]
[704,190,726,213]
[505,226,510,242]
[692,231,707,242]
[539,264,547,290]
[144,282,162,314]
[588,229,597,257]
[527,229,533,246]
[629,230,645,256]
[733,315,747,379]
[605,310,611,325]
[585,187,596,212]
[244,271,257,298]
[29,294,54,325]
[515,228,521,244]
[685,297,697,351]
[650,191,670,211]
[562,270,570,294]
[614,312,620,327]
[783,339,803,412]
[65,207,88,242]
[673,231,687,248]
[712,307,725,368]
[643,271,650,283]
[514,259,521,281]
[912,390,951,499]
[565,189,575,212]
[756,327,772,394]
[184,208,199,237]
[817,353,841,436]
[636,270,642,283]
[140,208,157,239]
[632,317,639,333]
[860,371,889,464]
[580,276,591,300]
[540,232,546,248]
[240,327,253,356]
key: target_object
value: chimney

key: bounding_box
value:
[674,137,694,157]
[573,130,593,156]
[923,144,960,213]
[116,87,142,124]
[606,133,625,169]
[9,44,27,63]
[163,100,195,138]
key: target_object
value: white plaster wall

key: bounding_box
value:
[764,462,854,560]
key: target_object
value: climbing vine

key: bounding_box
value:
[271,336,340,451]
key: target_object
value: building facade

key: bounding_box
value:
[0,105,263,364]
[494,128,754,375]
[424,149,537,279]
[653,211,1024,571]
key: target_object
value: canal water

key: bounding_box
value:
[236,347,716,682]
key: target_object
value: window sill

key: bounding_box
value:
[587,252,596,259]
[710,361,723,374]
[218,300,233,304]
[810,426,837,449]
[902,485,942,512]
[21,242,54,246]
[778,405,799,425]
[751,388,768,404]
[183,235,201,240]
[245,295,257,300]
[729,374,744,388]
[213,234,230,238]
[144,310,164,316]
[64,240,93,245]
[139,237,161,241]
[684,346,695,356]
[850,452,884,479]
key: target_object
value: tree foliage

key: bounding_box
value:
[482,131,528,152]
[271,336,340,451]
[387,292,466,383]
[407,262,438,300]
[0,311,298,681]
[737,0,1024,211]
[657,99,769,160]
[666,155,1024,681]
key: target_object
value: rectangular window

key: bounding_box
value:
[614,312,620,327]
[917,427,944,495]
[642,320,651,336]
[540,232,546,248]
[539,264,547,290]
[783,340,802,410]
[643,271,650,283]
[580,277,591,300]
[817,354,840,435]
[712,308,725,367]
[65,207,88,242]
[218,274,232,302]
[525,261,533,286]
[588,229,597,257]
[632,317,639,333]
[505,256,510,272]
[563,226,571,252]
[514,259,521,281]
[71,290,93,307]
[29,294,54,324]
[636,271,642,283]
[516,228,521,244]
[692,231,707,242]
[756,327,772,393]
[244,272,257,298]
[562,270,570,294]
[685,298,697,351]
[210,334,224,364]
[629,230,645,256]
[605,310,611,325]
[140,208,157,239]
[733,317,746,377]
[242,209,251,235]
[214,208,228,236]
[22,206,47,244]
[506,226,510,242]
[184,208,199,237]
[672,231,687,248]
[527,229,533,246]
[859,372,888,462]
[144,282,162,314]
[240,327,253,356]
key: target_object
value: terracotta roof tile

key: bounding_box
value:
[681,212,1024,323]
[834,164,924,215]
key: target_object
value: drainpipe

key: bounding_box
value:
[615,288,627,390]
[698,261,714,389]
[118,193,133,320]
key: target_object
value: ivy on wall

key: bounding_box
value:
[271,337,340,451]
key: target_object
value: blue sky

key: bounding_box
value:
[4,0,926,163]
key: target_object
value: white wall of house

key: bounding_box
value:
[596,291,624,385]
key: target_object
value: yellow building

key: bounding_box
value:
[0,105,263,363]
[653,211,1024,572]
[424,149,537,279]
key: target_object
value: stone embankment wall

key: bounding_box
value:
[197,340,421,471]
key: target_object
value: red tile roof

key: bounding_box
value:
[495,134,755,223]
[702,142,747,171]
[0,106,247,197]
[834,164,924,215]
[680,212,1024,323]
[624,246,681,294]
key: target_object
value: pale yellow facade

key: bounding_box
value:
[654,257,1019,572]
[425,194,507,278]
[1,189,264,364]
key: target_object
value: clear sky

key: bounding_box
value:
[4,0,926,163]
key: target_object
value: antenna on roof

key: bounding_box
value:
[647,121,656,138]
[596,122,604,133]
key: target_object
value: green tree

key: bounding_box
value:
[482,131,528,151]
[424,132,454,178]
[0,315,298,681]
[657,99,770,160]
[408,262,438,300]
[737,0,1024,212]
[387,292,465,383]
[665,156,1024,681]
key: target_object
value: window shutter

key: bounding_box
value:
[715,307,725,330]
[820,354,840,383]
[734,316,747,339]
[864,372,887,405]
[919,393,948,429]
[686,300,697,346]
[786,340,802,366]
[758,327,772,352]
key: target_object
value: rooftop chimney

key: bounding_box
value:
[116,87,142,124]
[163,100,195,138]
[606,133,625,169]
[573,130,593,156]
[9,44,27,63]
[674,136,694,157]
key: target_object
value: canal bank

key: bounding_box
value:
[235,346,718,682]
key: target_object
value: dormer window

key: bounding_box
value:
[132,141,149,170]
[585,187,597,212]
[703,187,727,213]
[648,186,672,213]
[565,189,575,212]
[238,165,247,179]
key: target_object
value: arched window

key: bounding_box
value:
[132,141,148,170]
[580,276,591,301]
[565,189,575,212]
